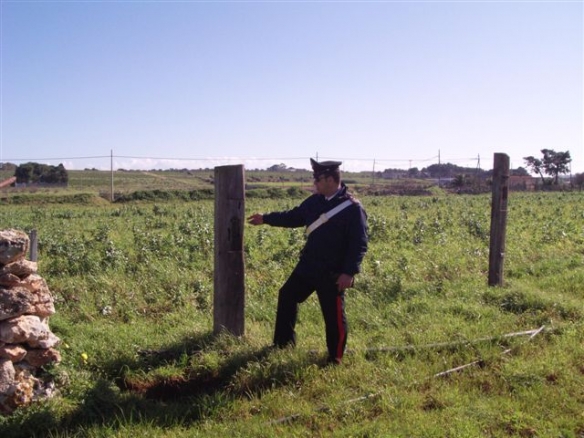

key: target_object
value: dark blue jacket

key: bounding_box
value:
[262,184,368,279]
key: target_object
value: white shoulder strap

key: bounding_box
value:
[305,199,354,236]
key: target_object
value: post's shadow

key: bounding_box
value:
[1,331,324,438]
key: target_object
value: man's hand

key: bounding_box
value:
[247,214,264,225]
[336,273,354,292]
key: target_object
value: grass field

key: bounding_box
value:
[0,183,583,437]
[0,168,438,202]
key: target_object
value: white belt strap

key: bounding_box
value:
[305,199,353,236]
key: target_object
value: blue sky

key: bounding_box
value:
[1,0,582,174]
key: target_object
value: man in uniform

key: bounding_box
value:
[248,159,368,365]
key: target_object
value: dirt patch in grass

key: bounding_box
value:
[118,370,226,400]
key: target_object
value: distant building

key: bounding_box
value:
[382,169,408,179]
[509,176,537,191]
[431,178,454,187]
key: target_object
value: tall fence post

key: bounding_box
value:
[488,153,510,286]
[29,229,38,262]
[213,164,245,336]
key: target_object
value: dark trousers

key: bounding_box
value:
[273,268,348,361]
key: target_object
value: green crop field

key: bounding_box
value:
[0,168,439,203]
[0,186,583,437]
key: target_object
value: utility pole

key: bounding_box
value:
[438,149,441,188]
[476,154,481,188]
[110,149,114,202]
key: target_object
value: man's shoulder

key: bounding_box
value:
[345,196,367,220]
[299,193,325,210]
[339,191,363,207]
[337,184,360,202]
[303,193,323,204]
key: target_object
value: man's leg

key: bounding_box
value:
[273,270,314,348]
[317,283,348,364]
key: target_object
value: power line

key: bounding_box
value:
[1,154,449,164]
[0,153,486,171]
[2,156,110,161]
[115,155,313,162]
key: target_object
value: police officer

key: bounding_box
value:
[248,159,368,364]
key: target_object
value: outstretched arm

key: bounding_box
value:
[249,196,314,228]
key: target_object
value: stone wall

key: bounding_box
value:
[0,229,60,414]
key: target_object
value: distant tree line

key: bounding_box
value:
[13,162,69,185]
[0,162,18,172]
[381,163,528,179]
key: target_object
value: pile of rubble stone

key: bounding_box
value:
[0,229,60,414]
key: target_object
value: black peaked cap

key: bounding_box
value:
[310,158,342,178]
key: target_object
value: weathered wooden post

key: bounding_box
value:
[213,164,245,335]
[488,153,510,286]
[29,229,38,262]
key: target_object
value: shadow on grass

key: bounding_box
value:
[0,330,325,438]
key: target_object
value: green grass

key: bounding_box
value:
[0,191,583,437]
[0,168,436,202]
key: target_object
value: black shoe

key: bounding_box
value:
[326,357,342,366]
[272,340,295,349]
